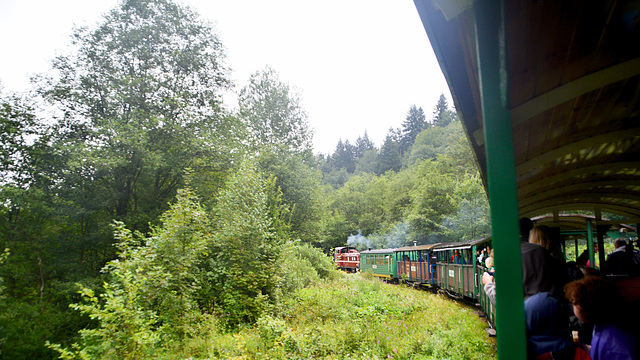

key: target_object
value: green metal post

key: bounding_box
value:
[474,0,527,358]
[587,220,595,267]
[462,257,466,297]
[473,245,478,297]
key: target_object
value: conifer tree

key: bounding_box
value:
[400,105,427,154]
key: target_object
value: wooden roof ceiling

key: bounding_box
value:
[415,0,640,221]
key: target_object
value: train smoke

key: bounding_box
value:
[347,230,371,249]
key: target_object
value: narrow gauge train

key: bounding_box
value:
[355,238,496,326]
[345,227,639,335]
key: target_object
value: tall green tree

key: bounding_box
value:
[0,95,39,187]
[328,174,387,238]
[376,129,402,175]
[329,139,356,173]
[400,105,427,155]
[205,160,288,326]
[237,67,322,243]
[432,93,457,127]
[238,66,312,154]
[256,150,325,243]
[354,149,379,174]
[1,2,238,356]
[35,0,237,258]
[354,131,375,159]
[48,186,212,360]
[406,126,448,165]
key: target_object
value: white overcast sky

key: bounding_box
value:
[0,0,452,155]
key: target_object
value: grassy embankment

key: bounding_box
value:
[168,272,497,360]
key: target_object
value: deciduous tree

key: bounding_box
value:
[238,66,311,154]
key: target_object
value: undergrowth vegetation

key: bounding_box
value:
[42,160,495,360]
[167,273,497,360]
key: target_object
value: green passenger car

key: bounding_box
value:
[433,237,491,300]
[359,248,397,279]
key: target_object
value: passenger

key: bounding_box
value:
[529,225,553,250]
[482,271,496,305]
[478,248,487,265]
[564,276,638,360]
[520,218,564,299]
[524,292,588,360]
[485,255,494,275]
[521,217,534,241]
[605,239,640,276]
[454,250,461,264]
[529,225,565,262]
[576,242,599,268]
[484,218,565,303]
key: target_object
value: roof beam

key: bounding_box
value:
[516,129,640,177]
[518,180,640,205]
[473,57,640,145]
[521,202,640,219]
[519,192,640,211]
[517,161,640,190]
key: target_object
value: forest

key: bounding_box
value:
[0,0,491,358]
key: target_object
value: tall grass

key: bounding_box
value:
[170,272,497,360]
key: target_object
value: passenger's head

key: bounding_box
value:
[529,225,552,250]
[525,292,573,355]
[564,276,622,324]
[520,217,533,241]
[485,256,494,269]
[614,239,627,249]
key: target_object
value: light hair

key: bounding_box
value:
[485,257,494,269]
[529,225,552,251]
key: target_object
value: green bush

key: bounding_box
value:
[278,242,340,297]
[167,273,496,359]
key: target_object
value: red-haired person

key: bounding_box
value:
[564,276,637,360]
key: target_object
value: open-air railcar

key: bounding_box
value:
[360,248,397,279]
[413,0,640,357]
[433,237,491,300]
[394,243,440,286]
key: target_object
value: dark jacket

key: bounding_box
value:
[521,242,564,299]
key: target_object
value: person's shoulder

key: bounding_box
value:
[521,241,545,252]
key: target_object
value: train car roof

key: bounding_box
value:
[432,237,491,252]
[414,0,640,221]
[360,248,397,254]
[394,243,441,252]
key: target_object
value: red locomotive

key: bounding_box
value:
[334,246,360,273]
